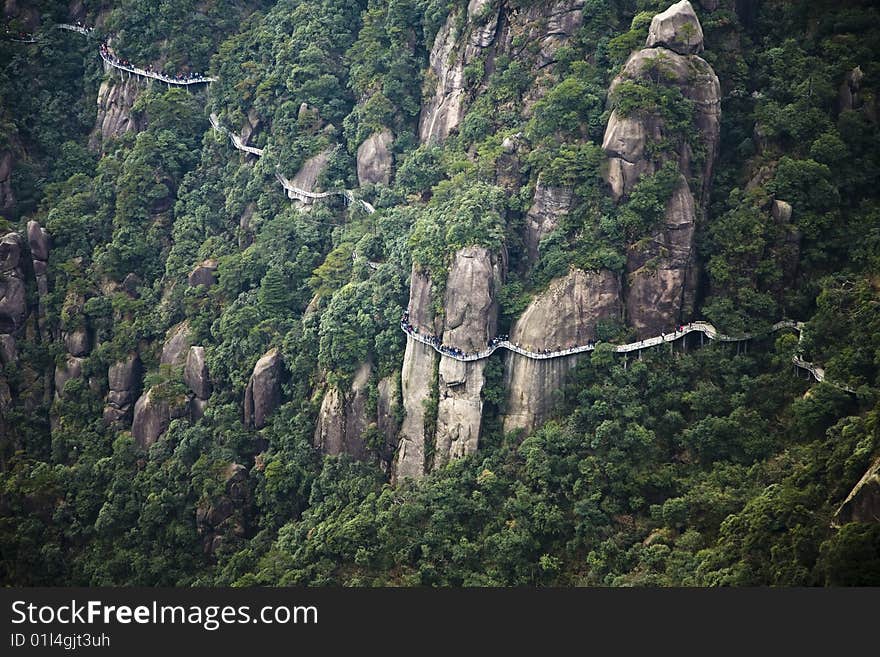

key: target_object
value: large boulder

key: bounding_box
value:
[243,348,283,430]
[313,362,371,460]
[103,353,142,426]
[54,355,85,400]
[645,0,704,55]
[504,269,622,433]
[187,259,218,288]
[184,346,211,400]
[0,232,22,272]
[26,220,49,262]
[160,321,191,367]
[356,129,393,186]
[0,270,26,334]
[131,387,190,449]
[89,75,144,150]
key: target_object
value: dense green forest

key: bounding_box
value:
[1,0,878,586]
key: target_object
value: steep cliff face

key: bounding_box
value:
[314,362,371,460]
[89,73,144,150]
[419,0,585,143]
[356,129,393,186]
[0,150,15,214]
[434,246,503,469]
[503,269,622,433]
[602,0,720,337]
[523,180,573,268]
[393,267,438,480]
[243,347,283,430]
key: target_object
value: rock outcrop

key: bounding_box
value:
[602,1,720,337]
[356,129,393,186]
[0,232,26,334]
[54,355,84,401]
[131,387,189,449]
[394,247,504,479]
[89,74,144,150]
[160,321,191,367]
[524,181,573,268]
[26,220,49,337]
[243,347,283,430]
[103,353,142,426]
[184,346,211,400]
[834,456,880,526]
[0,150,14,213]
[394,267,438,480]
[645,0,705,55]
[289,148,333,195]
[433,246,503,469]
[503,269,622,433]
[188,259,218,288]
[313,362,371,460]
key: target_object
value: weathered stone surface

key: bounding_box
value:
[646,0,704,55]
[184,346,211,400]
[187,259,218,288]
[504,269,622,433]
[394,340,436,480]
[89,75,143,149]
[0,150,13,212]
[433,247,503,469]
[0,232,22,272]
[64,327,90,357]
[0,334,16,365]
[103,353,142,425]
[834,456,880,525]
[243,347,282,430]
[54,355,84,400]
[26,220,49,262]
[131,387,189,449]
[195,463,249,555]
[289,147,333,194]
[0,270,26,334]
[771,199,793,224]
[601,4,720,338]
[356,128,393,186]
[160,321,191,366]
[625,176,697,336]
[314,362,371,460]
[837,65,863,113]
[524,181,573,266]
[377,374,400,461]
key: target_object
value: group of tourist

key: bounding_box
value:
[400,311,604,360]
[100,43,209,83]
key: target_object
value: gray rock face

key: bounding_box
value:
[395,340,436,480]
[103,353,142,426]
[504,269,622,433]
[131,387,189,449]
[625,176,698,336]
[356,128,393,186]
[0,150,13,213]
[89,75,143,150]
[0,334,16,365]
[524,181,573,267]
[290,147,333,194]
[64,327,90,357]
[160,321,191,367]
[0,264,25,334]
[646,0,704,55]
[434,247,503,469]
[184,346,211,400]
[54,355,84,401]
[314,362,371,460]
[196,463,249,555]
[419,1,501,143]
[243,347,282,430]
[0,232,22,273]
[602,4,720,338]
[26,220,49,262]
[187,259,218,288]
[377,374,400,464]
[834,456,880,525]
[837,66,864,113]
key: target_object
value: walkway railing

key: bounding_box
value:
[100,50,215,86]
[400,318,855,392]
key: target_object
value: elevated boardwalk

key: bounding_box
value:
[400,319,854,392]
